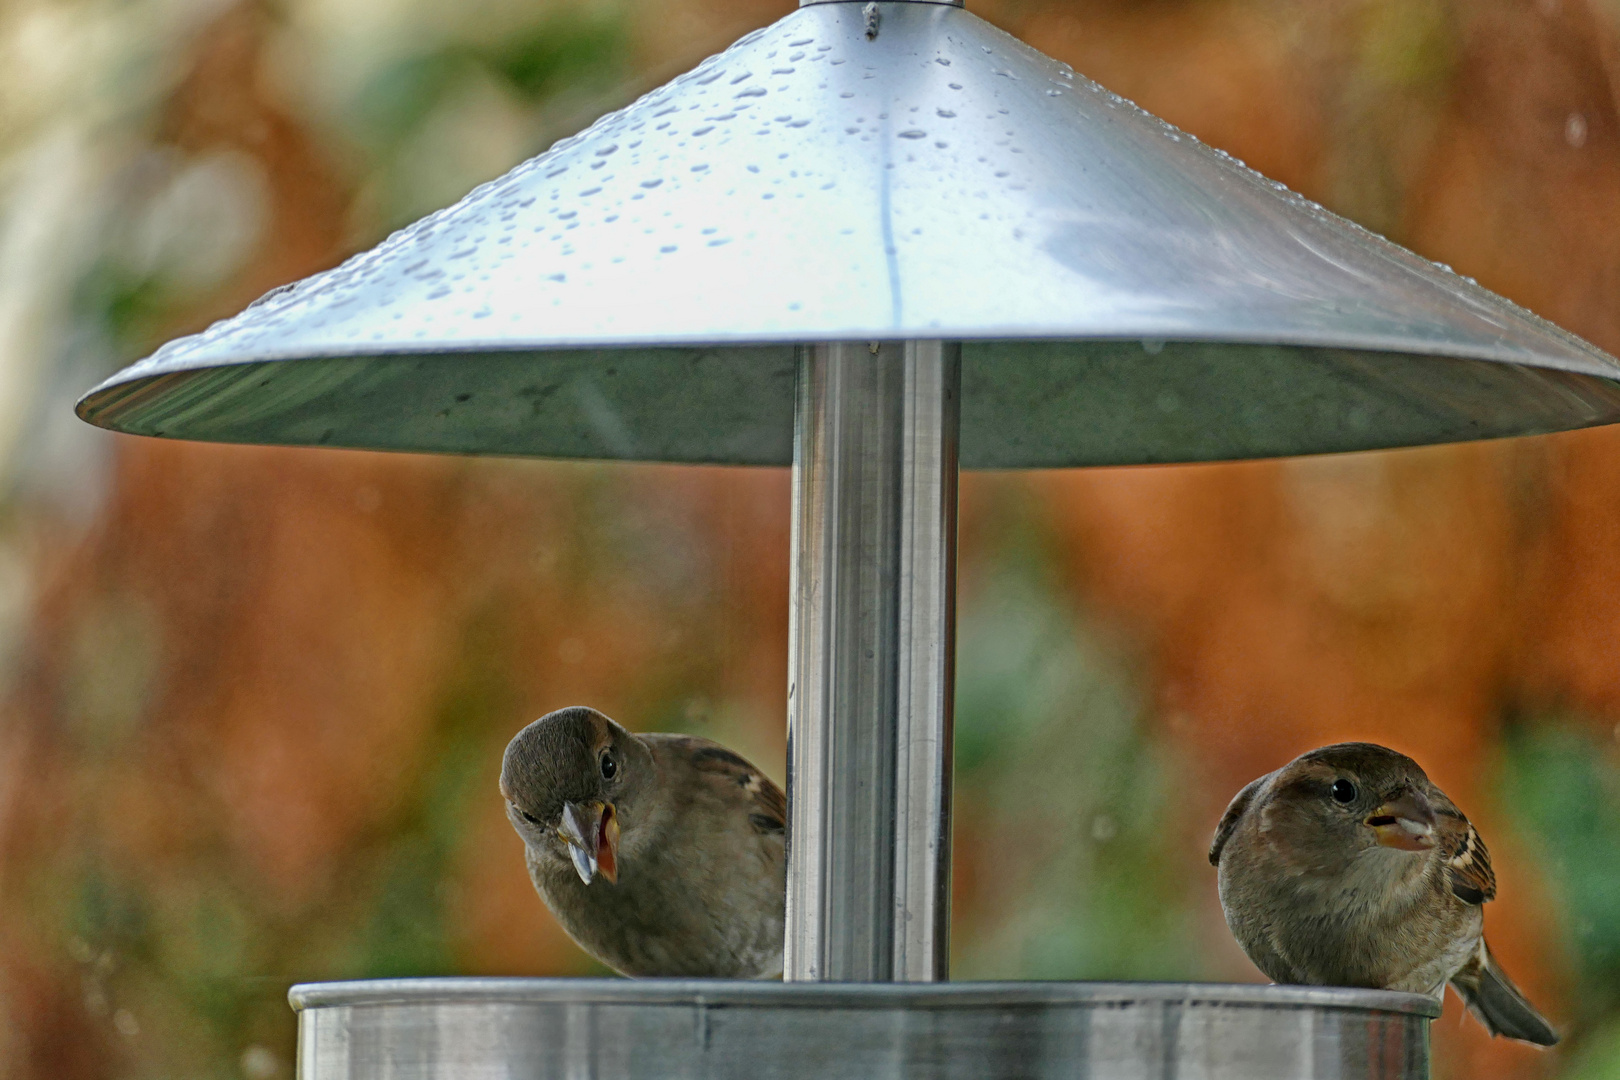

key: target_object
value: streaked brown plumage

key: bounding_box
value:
[501,706,786,978]
[1209,742,1558,1046]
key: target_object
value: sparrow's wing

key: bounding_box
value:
[665,736,787,835]
[1430,787,1496,905]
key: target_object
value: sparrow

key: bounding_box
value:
[500,706,786,978]
[1208,742,1558,1046]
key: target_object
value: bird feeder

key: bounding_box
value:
[78,0,1620,1076]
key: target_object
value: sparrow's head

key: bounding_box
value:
[1211,741,1441,872]
[1262,742,1439,865]
[501,706,651,885]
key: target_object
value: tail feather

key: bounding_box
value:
[1450,940,1559,1047]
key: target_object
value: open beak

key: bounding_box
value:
[1365,790,1437,852]
[557,800,620,885]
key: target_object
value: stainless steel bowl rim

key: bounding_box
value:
[288,978,1441,1017]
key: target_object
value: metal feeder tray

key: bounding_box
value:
[291,979,1438,1080]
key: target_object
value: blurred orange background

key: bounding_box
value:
[3,0,1620,1078]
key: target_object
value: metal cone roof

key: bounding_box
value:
[76,1,1620,467]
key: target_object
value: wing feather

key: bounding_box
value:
[668,737,786,835]
[1431,793,1495,905]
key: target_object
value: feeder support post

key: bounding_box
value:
[785,341,960,982]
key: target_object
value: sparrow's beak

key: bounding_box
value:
[558,800,620,885]
[1365,790,1437,852]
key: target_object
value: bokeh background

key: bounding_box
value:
[3,0,1620,1076]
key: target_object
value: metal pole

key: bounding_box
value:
[785,340,960,982]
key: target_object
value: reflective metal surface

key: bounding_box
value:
[290,978,1439,1079]
[77,2,1620,465]
[891,345,957,981]
[786,342,957,982]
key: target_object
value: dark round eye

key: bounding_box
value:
[518,808,541,825]
[1330,779,1358,804]
[600,755,617,780]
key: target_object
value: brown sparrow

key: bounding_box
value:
[1209,742,1558,1046]
[501,706,786,978]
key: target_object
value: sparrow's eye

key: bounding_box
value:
[1330,779,1358,804]
[600,755,617,780]
[517,808,542,825]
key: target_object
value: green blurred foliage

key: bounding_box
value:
[953,490,1197,981]
[1500,723,1620,1018]
[351,5,627,223]
[354,9,626,148]
[355,614,516,980]
[1562,1022,1620,1080]
[1498,722,1620,1077]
